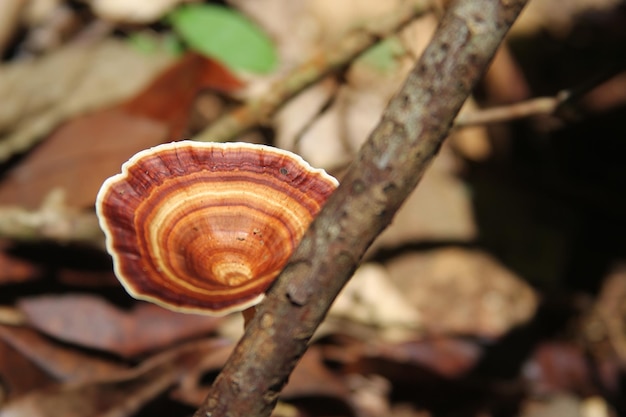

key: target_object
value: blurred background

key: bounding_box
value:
[0,0,625,416]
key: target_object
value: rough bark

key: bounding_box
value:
[193,0,529,416]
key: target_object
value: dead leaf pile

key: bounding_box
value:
[1,1,625,417]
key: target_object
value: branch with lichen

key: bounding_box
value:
[194,0,432,143]
[193,0,529,416]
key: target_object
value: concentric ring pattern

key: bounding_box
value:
[96,141,338,315]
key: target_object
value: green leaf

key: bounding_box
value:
[169,4,277,74]
[359,37,405,73]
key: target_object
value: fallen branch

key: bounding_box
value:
[194,0,529,416]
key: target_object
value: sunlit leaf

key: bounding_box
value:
[169,4,277,73]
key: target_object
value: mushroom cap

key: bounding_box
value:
[96,141,338,316]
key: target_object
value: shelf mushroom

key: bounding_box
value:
[96,141,338,320]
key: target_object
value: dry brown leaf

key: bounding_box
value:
[329,263,421,336]
[0,0,24,57]
[18,294,223,358]
[321,334,514,416]
[511,0,622,37]
[386,248,538,337]
[582,264,626,365]
[346,373,392,417]
[370,338,482,378]
[171,344,350,406]
[23,0,63,26]
[0,39,174,163]
[282,346,351,400]
[0,54,242,209]
[0,244,41,285]
[581,397,611,417]
[0,307,25,326]
[274,77,340,160]
[0,338,228,417]
[169,343,234,406]
[524,343,597,398]
[0,109,168,209]
[0,325,126,382]
[56,268,120,288]
[321,335,481,380]
[308,0,405,42]
[226,0,319,68]
[86,0,191,23]
[230,0,425,82]
[0,338,55,403]
[518,393,584,417]
[373,148,477,247]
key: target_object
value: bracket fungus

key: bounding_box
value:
[96,141,338,316]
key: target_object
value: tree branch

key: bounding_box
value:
[193,0,529,416]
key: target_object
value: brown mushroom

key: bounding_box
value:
[96,141,338,317]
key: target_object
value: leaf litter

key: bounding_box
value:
[0,0,625,416]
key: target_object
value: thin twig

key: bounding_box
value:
[454,68,626,128]
[193,0,529,416]
[0,189,103,247]
[193,0,432,143]
[454,95,562,127]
